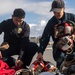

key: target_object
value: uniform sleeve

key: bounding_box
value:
[38,20,53,54]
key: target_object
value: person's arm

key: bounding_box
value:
[0,42,9,50]
[38,20,52,54]
[37,16,57,60]
[37,20,53,60]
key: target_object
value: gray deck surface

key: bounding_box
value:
[30,45,56,66]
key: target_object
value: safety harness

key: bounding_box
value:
[54,20,75,54]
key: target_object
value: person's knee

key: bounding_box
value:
[34,43,38,51]
[56,57,64,69]
[29,42,38,51]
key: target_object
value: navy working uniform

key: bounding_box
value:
[0,19,38,68]
[38,12,75,69]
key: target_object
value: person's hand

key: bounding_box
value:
[1,44,9,49]
[0,51,2,59]
[0,42,9,50]
[36,52,43,61]
[15,59,23,67]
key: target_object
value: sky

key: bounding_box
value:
[0,0,75,43]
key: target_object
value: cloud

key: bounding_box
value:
[0,0,75,15]
[29,20,47,37]
[0,0,53,18]
[0,0,25,15]
[40,20,46,26]
[0,0,75,18]
[0,0,75,38]
[29,24,36,28]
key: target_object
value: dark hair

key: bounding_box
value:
[13,8,25,18]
